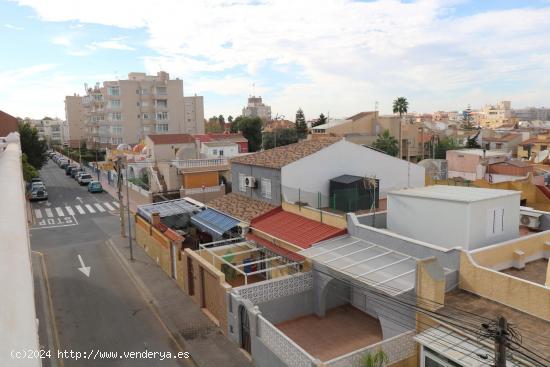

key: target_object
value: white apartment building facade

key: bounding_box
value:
[242,95,271,121]
[514,106,550,122]
[65,94,86,148]
[66,71,204,148]
[29,118,69,146]
[184,95,205,134]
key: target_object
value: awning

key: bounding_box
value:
[415,326,520,367]
[300,235,417,296]
[191,208,240,239]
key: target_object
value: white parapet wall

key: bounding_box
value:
[0,133,41,367]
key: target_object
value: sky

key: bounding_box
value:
[1,0,550,121]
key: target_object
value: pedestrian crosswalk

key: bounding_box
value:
[33,201,120,220]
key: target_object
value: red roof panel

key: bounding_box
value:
[250,208,346,249]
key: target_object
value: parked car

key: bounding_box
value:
[88,181,103,193]
[60,161,69,169]
[29,183,48,201]
[75,171,85,181]
[65,164,78,175]
[78,173,93,186]
[71,167,84,178]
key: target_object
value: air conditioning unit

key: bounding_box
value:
[520,212,540,229]
[244,176,257,188]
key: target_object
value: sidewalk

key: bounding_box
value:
[107,235,253,367]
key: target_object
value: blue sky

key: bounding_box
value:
[1,0,550,120]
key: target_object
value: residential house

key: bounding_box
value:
[517,134,550,159]
[263,119,295,132]
[230,137,425,208]
[194,133,248,158]
[446,149,511,181]
[481,132,523,155]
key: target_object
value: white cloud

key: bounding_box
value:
[88,37,135,51]
[12,0,550,118]
[51,35,72,47]
[4,23,24,30]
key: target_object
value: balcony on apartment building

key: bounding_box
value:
[172,157,229,173]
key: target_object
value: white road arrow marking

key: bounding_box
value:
[76,197,83,203]
[77,255,91,277]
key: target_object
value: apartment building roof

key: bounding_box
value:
[147,134,196,145]
[250,207,346,249]
[0,111,19,137]
[389,185,519,203]
[231,137,340,169]
[439,290,550,361]
[207,193,275,222]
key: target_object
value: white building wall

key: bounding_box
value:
[467,195,520,250]
[281,139,425,199]
[387,195,469,249]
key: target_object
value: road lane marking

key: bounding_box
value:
[112,201,120,208]
[55,207,65,216]
[45,208,53,218]
[103,202,115,211]
[85,204,96,213]
[75,205,85,214]
[65,206,75,216]
[35,209,43,219]
[94,203,106,212]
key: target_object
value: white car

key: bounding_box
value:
[78,173,93,185]
[29,183,48,201]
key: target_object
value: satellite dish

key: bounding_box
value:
[536,150,549,163]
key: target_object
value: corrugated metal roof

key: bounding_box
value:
[250,208,346,249]
[191,208,240,239]
[388,185,519,203]
[137,198,201,222]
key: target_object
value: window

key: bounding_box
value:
[495,143,502,149]
[136,101,140,106]
[238,173,246,192]
[140,89,149,95]
[261,178,272,199]
[108,86,120,96]
[110,99,120,108]
[141,101,149,107]
[213,149,218,155]
[155,86,167,95]
[142,113,149,120]
[111,112,122,121]
[111,137,123,144]
[111,125,122,135]
[487,207,504,237]
[156,123,169,133]
[156,100,167,108]
[156,111,168,120]
[219,150,224,156]
[541,145,548,151]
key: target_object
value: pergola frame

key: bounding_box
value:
[199,238,303,285]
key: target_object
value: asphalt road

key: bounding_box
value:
[30,160,187,367]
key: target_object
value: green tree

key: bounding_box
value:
[465,131,481,148]
[372,129,399,157]
[21,153,38,182]
[227,115,233,124]
[392,97,409,158]
[435,137,462,159]
[218,114,225,130]
[312,113,327,128]
[262,128,299,150]
[461,106,476,130]
[18,122,47,170]
[205,119,223,133]
[231,116,262,151]
[295,108,307,138]
[362,350,389,367]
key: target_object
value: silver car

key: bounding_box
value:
[78,173,93,185]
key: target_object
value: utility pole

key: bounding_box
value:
[495,317,508,367]
[116,158,126,238]
[125,162,134,261]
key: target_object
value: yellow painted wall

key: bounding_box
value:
[282,202,348,229]
[183,171,219,189]
[135,216,172,276]
[459,251,550,321]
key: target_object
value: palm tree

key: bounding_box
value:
[372,129,398,157]
[392,97,409,159]
[362,350,389,367]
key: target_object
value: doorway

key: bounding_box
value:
[187,257,195,296]
[239,306,251,353]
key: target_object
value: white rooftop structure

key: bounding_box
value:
[388,185,519,203]
[451,149,510,157]
[415,326,520,367]
[300,235,417,296]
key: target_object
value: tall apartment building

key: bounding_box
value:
[242,96,271,121]
[65,94,86,148]
[184,95,205,134]
[514,106,550,121]
[66,71,204,148]
[479,100,512,126]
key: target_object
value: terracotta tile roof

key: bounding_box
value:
[246,233,305,262]
[208,133,247,142]
[207,193,275,223]
[521,136,550,145]
[147,133,195,144]
[231,137,340,169]
[250,207,346,249]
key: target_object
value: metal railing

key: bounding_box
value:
[181,185,223,195]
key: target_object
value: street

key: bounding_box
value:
[30,160,189,367]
